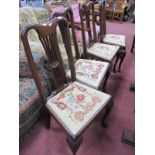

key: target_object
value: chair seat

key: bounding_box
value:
[103,34,126,47]
[87,43,119,61]
[46,81,111,137]
[66,59,109,89]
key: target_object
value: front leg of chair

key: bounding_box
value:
[44,108,51,129]
[67,135,83,155]
[118,49,126,72]
[102,68,111,92]
[113,52,119,73]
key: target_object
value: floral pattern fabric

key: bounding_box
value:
[87,43,119,61]
[19,78,49,124]
[33,8,49,24]
[46,81,111,137]
[66,59,109,89]
[103,34,126,47]
[19,7,40,43]
[19,50,45,78]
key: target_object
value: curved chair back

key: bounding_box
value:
[79,2,97,57]
[50,7,81,59]
[21,17,76,105]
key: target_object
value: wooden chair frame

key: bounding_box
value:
[21,17,113,155]
[96,1,126,72]
[21,16,76,128]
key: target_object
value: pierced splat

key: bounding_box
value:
[21,17,76,105]
[38,29,66,88]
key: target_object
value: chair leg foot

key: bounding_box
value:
[66,135,83,155]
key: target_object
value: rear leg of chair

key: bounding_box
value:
[118,50,126,72]
[113,52,119,73]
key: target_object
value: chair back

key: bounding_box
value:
[50,7,80,59]
[79,2,96,57]
[93,1,106,41]
[21,17,76,105]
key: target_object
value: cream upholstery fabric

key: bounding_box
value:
[33,8,49,24]
[19,7,40,43]
[46,81,111,137]
[66,59,109,89]
[87,43,119,61]
[19,6,49,53]
[103,34,126,47]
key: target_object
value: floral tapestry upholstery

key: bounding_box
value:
[19,50,53,91]
[19,78,49,124]
[19,7,51,141]
[19,78,41,124]
[46,81,111,137]
[103,34,126,47]
[87,43,120,61]
[19,6,40,43]
[66,59,109,89]
[33,8,49,24]
[19,6,49,52]
[19,50,46,78]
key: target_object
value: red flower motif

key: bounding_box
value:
[76,94,85,102]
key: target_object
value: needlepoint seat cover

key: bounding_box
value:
[66,59,109,89]
[87,43,120,61]
[46,81,111,137]
[103,34,126,47]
